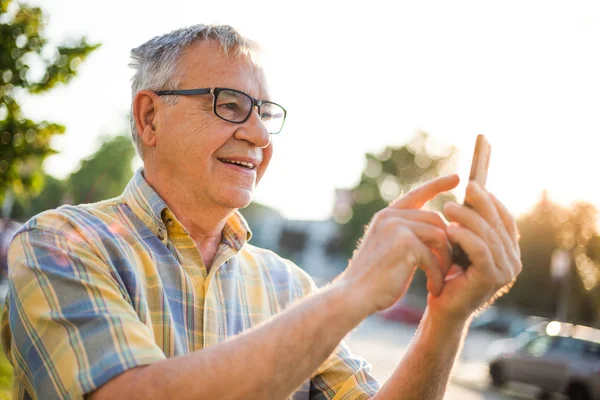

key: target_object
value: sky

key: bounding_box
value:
[15,0,600,221]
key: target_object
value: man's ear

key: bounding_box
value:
[133,90,161,149]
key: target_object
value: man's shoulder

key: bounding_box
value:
[15,196,126,241]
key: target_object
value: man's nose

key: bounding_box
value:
[234,107,271,148]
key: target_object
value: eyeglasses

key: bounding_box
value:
[153,87,287,134]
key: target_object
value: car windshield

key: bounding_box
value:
[527,336,600,359]
[522,335,554,356]
[583,341,600,359]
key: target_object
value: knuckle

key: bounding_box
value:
[484,227,502,248]
[371,211,388,228]
[374,208,395,223]
[372,210,384,224]
[381,219,397,234]
[432,228,447,245]
[396,226,413,240]
[471,243,489,262]
[465,182,477,201]
[503,248,522,275]
[514,259,523,275]
[396,229,418,251]
[492,215,504,229]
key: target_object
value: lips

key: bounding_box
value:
[219,158,256,169]
[217,157,260,171]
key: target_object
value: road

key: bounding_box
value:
[345,315,552,400]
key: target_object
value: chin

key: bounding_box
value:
[219,189,253,209]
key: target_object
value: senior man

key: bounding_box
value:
[1,24,521,400]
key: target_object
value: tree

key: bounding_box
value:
[10,172,63,219]
[67,134,136,204]
[334,131,458,258]
[10,134,136,220]
[330,132,458,295]
[0,0,99,204]
[498,192,600,327]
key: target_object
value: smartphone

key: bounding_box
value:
[451,134,491,268]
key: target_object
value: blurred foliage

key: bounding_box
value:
[67,134,135,205]
[11,134,136,220]
[334,131,458,258]
[11,172,62,218]
[0,0,99,203]
[498,192,600,327]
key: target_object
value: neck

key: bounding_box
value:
[143,166,235,268]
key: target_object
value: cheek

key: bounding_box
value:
[166,117,219,159]
[256,141,274,184]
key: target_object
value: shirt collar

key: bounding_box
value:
[121,168,252,251]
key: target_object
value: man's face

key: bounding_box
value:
[151,40,273,211]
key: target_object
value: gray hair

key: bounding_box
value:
[128,24,261,158]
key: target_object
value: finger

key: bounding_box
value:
[444,201,509,273]
[385,209,448,230]
[384,209,452,274]
[447,223,513,287]
[463,182,515,260]
[447,225,516,309]
[489,192,520,248]
[390,174,459,210]
[447,225,515,288]
[397,217,452,276]
[464,181,503,228]
[415,239,445,298]
[399,227,445,297]
[446,224,498,276]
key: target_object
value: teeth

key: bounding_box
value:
[221,159,255,169]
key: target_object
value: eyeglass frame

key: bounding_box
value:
[153,87,287,134]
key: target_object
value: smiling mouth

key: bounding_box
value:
[218,158,256,170]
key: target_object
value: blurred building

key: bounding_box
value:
[241,203,346,286]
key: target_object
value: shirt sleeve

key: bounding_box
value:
[309,339,380,400]
[289,268,380,399]
[4,227,166,399]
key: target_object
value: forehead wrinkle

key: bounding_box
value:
[179,43,270,100]
[213,61,268,99]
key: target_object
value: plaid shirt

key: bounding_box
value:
[1,169,379,400]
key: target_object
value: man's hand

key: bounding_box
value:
[341,175,459,314]
[430,180,522,324]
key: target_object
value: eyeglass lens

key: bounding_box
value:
[216,90,285,134]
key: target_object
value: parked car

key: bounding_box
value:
[489,321,600,400]
[485,319,550,361]
[471,306,530,336]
